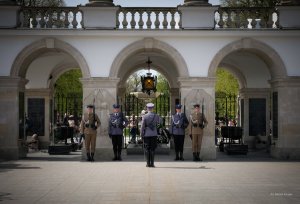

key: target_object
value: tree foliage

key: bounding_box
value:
[220,0,280,7]
[20,0,65,7]
[54,69,82,97]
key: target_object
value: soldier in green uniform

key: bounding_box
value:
[189,104,208,161]
[80,104,101,162]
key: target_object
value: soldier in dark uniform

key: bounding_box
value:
[189,104,208,161]
[80,105,101,162]
[108,104,129,161]
[140,103,162,168]
[170,104,189,161]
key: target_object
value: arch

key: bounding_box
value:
[48,62,80,89]
[110,38,189,81]
[219,62,247,89]
[10,38,90,78]
[208,38,287,79]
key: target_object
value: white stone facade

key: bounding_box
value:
[0,2,299,160]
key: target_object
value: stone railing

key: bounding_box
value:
[19,7,83,29]
[215,7,279,29]
[116,7,182,30]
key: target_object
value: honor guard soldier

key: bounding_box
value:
[80,104,101,162]
[140,103,162,167]
[170,104,189,161]
[108,104,129,161]
[189,104,208,161]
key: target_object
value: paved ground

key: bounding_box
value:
[0,150,299,204]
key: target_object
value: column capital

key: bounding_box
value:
[178,77,216,88]
[0,0,17,5]
[269,77,300,88]
[80,77,120,88]
[183,0,211,6]
[86,0,115,7]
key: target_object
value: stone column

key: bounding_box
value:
[0,0,20,28]
[0,77,27,160]
[184,0,211,6]
[80,0,118,29]
[178,0,215,29]
[178,77,216,160]
[270,77,300,160]
[239,88,271,149]
[81,77,120,160]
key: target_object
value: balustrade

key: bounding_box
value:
[19,7,83,29]
[116,7,182,30]
[215,7,279,29]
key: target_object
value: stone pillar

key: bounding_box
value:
[239,88,271,149]
[277,1,300,29]
[178,77,216,160]
[25,89,52,149]
[0,77,27,160]
[0,0,20,28]
[184,0,210,6]
[270,77,300,160]
[81,77,120,160]
[80,0,118,29]
[170,88,180,114]
[178,1,216,29]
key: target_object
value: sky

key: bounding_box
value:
[65,0,220,7]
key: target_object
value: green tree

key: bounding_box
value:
[54,69,82,97]
[220,0,280,7]
[21,0,65,6]
[215,69,239,119]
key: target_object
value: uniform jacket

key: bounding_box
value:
[141,112,162,137]
[189,111,208,135]
[169,112,189,135]
[80,113,101,135]
[108,112,129,136]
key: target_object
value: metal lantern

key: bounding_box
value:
[141,57,157,96]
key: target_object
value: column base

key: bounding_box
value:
[0,147,19,160]
[271,147,300,160]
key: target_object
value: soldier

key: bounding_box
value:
[140,103,162,168]
[108,104,129,161]
[80,104,101,162]
[189,104,208,161]
[170,104,189,161]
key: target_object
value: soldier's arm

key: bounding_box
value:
[80,116,84,134]
[96,114,101,128]
[140,116,145,137]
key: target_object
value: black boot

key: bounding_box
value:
[118,151,122,161]
[197,152,202,161]
[150,151,155,167]
[86,153,91,161]
[179,151,184,161]
[113,150,118,161]
[193,152,197,161]
[90,152,94,162]
[174,151,179,161]
[146,151,150,167]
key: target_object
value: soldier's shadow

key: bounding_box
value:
[155,166,213,170]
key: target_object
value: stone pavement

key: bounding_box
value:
[0,150,299,204]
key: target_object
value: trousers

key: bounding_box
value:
[85,133,96,153]
[192,134,203,152]
[173,135,185,153]
[112,135,123,154]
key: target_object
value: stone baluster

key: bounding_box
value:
[40,10,46,28]
[235,9,241,28]
[138,11,144,29]
[218,10,224,28]
[162,11,168,29]
[31,9,38,28]
[178,11,182,28]
[130,11,136,29]
[170,11,176,29]
[226,11,232,28]
[64,10,69,28]
[122,10,128,29]
[46,10,53,28]
[154,11,160,29]
[72,10,78,28]
[146,11,152,29]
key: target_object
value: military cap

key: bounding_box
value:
[87,104,94,108]
[194,104,200,108]
[146,103,155,109]
[175,104,182,109]
[113,104,120,109]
